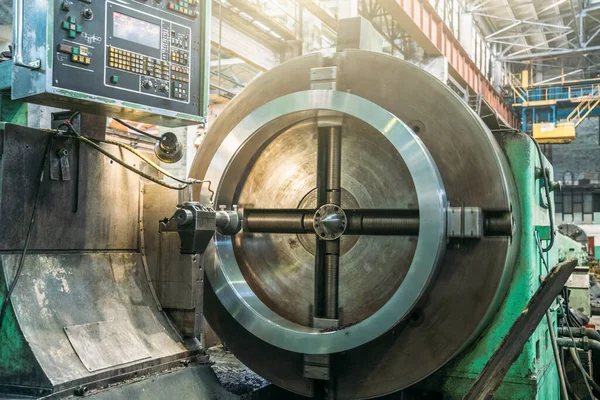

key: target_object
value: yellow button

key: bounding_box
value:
[85,57,91,64]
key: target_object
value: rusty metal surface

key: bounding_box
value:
[193,50,520,398]
[0,124,140,251]
[65,319,152,372]
[1,252,188,387]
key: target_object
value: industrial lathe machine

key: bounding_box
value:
[0,1,591,399]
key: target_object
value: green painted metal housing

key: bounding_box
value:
[0,63,28,126]
[417,132,561,399]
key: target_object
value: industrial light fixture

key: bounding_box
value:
[113,119,184,164]
[155,131,184,164]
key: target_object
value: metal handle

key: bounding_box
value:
[13,0,41,70]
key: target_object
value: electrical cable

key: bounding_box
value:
[536,246,569,398]
[568,347,598,399]
[548,309,571,400]
[99,138,215,200]
[61,121,190,192]
[68,111,80,123]
[0,135,53,331]
[536,246,569,399]
[78,135,189,191]
[535,230,550,274]
[566,377,583,400]
[0,118,213,329]
[113,118,161,140]
[563,288,595,400]
[569,347,600,397]
[65,121,215,200]
[103,138,190,183]
[486,113,554,252]
[528,134,555,252]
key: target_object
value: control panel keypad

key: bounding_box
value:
[108,47,169,80]
[57,43,91,66]
[172,82,188,101]
[61,16,83,38]
[171,49,189,66]
[171,65,190,83]
[167,0,200,17]
[171,30,190,49]
[52,0,202,118]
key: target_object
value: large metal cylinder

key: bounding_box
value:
[190,50,521,399]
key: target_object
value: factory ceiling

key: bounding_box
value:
[467,0,600,64]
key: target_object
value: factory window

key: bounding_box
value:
[594,194,600,213]
[558,191,600,222]
[573,192,583,214]
[555,193,563,214]
[584,193,594,214]
[563,193,573,214]
[563,171,573,185]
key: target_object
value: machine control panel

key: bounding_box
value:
[44,0,205,122]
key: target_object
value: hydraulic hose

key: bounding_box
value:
[559,327,600,342]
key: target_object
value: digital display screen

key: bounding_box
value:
[113,12,160,49]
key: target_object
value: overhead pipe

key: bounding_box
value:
[556,336,600,352]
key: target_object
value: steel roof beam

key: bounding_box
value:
[503,31,572,58]
[499,44,600,60]
[472,12,573,30]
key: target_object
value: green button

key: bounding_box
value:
[62,21,70,29]
[72,47,79,55]
[68,16,76,23]
[69,30,76,38]
[110,75,119,84]
[174,5,179,10]
[76,25,82,33]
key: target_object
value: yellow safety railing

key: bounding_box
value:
[508,72,528,103]
[568,84,600,127]
[511,82,600,107]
